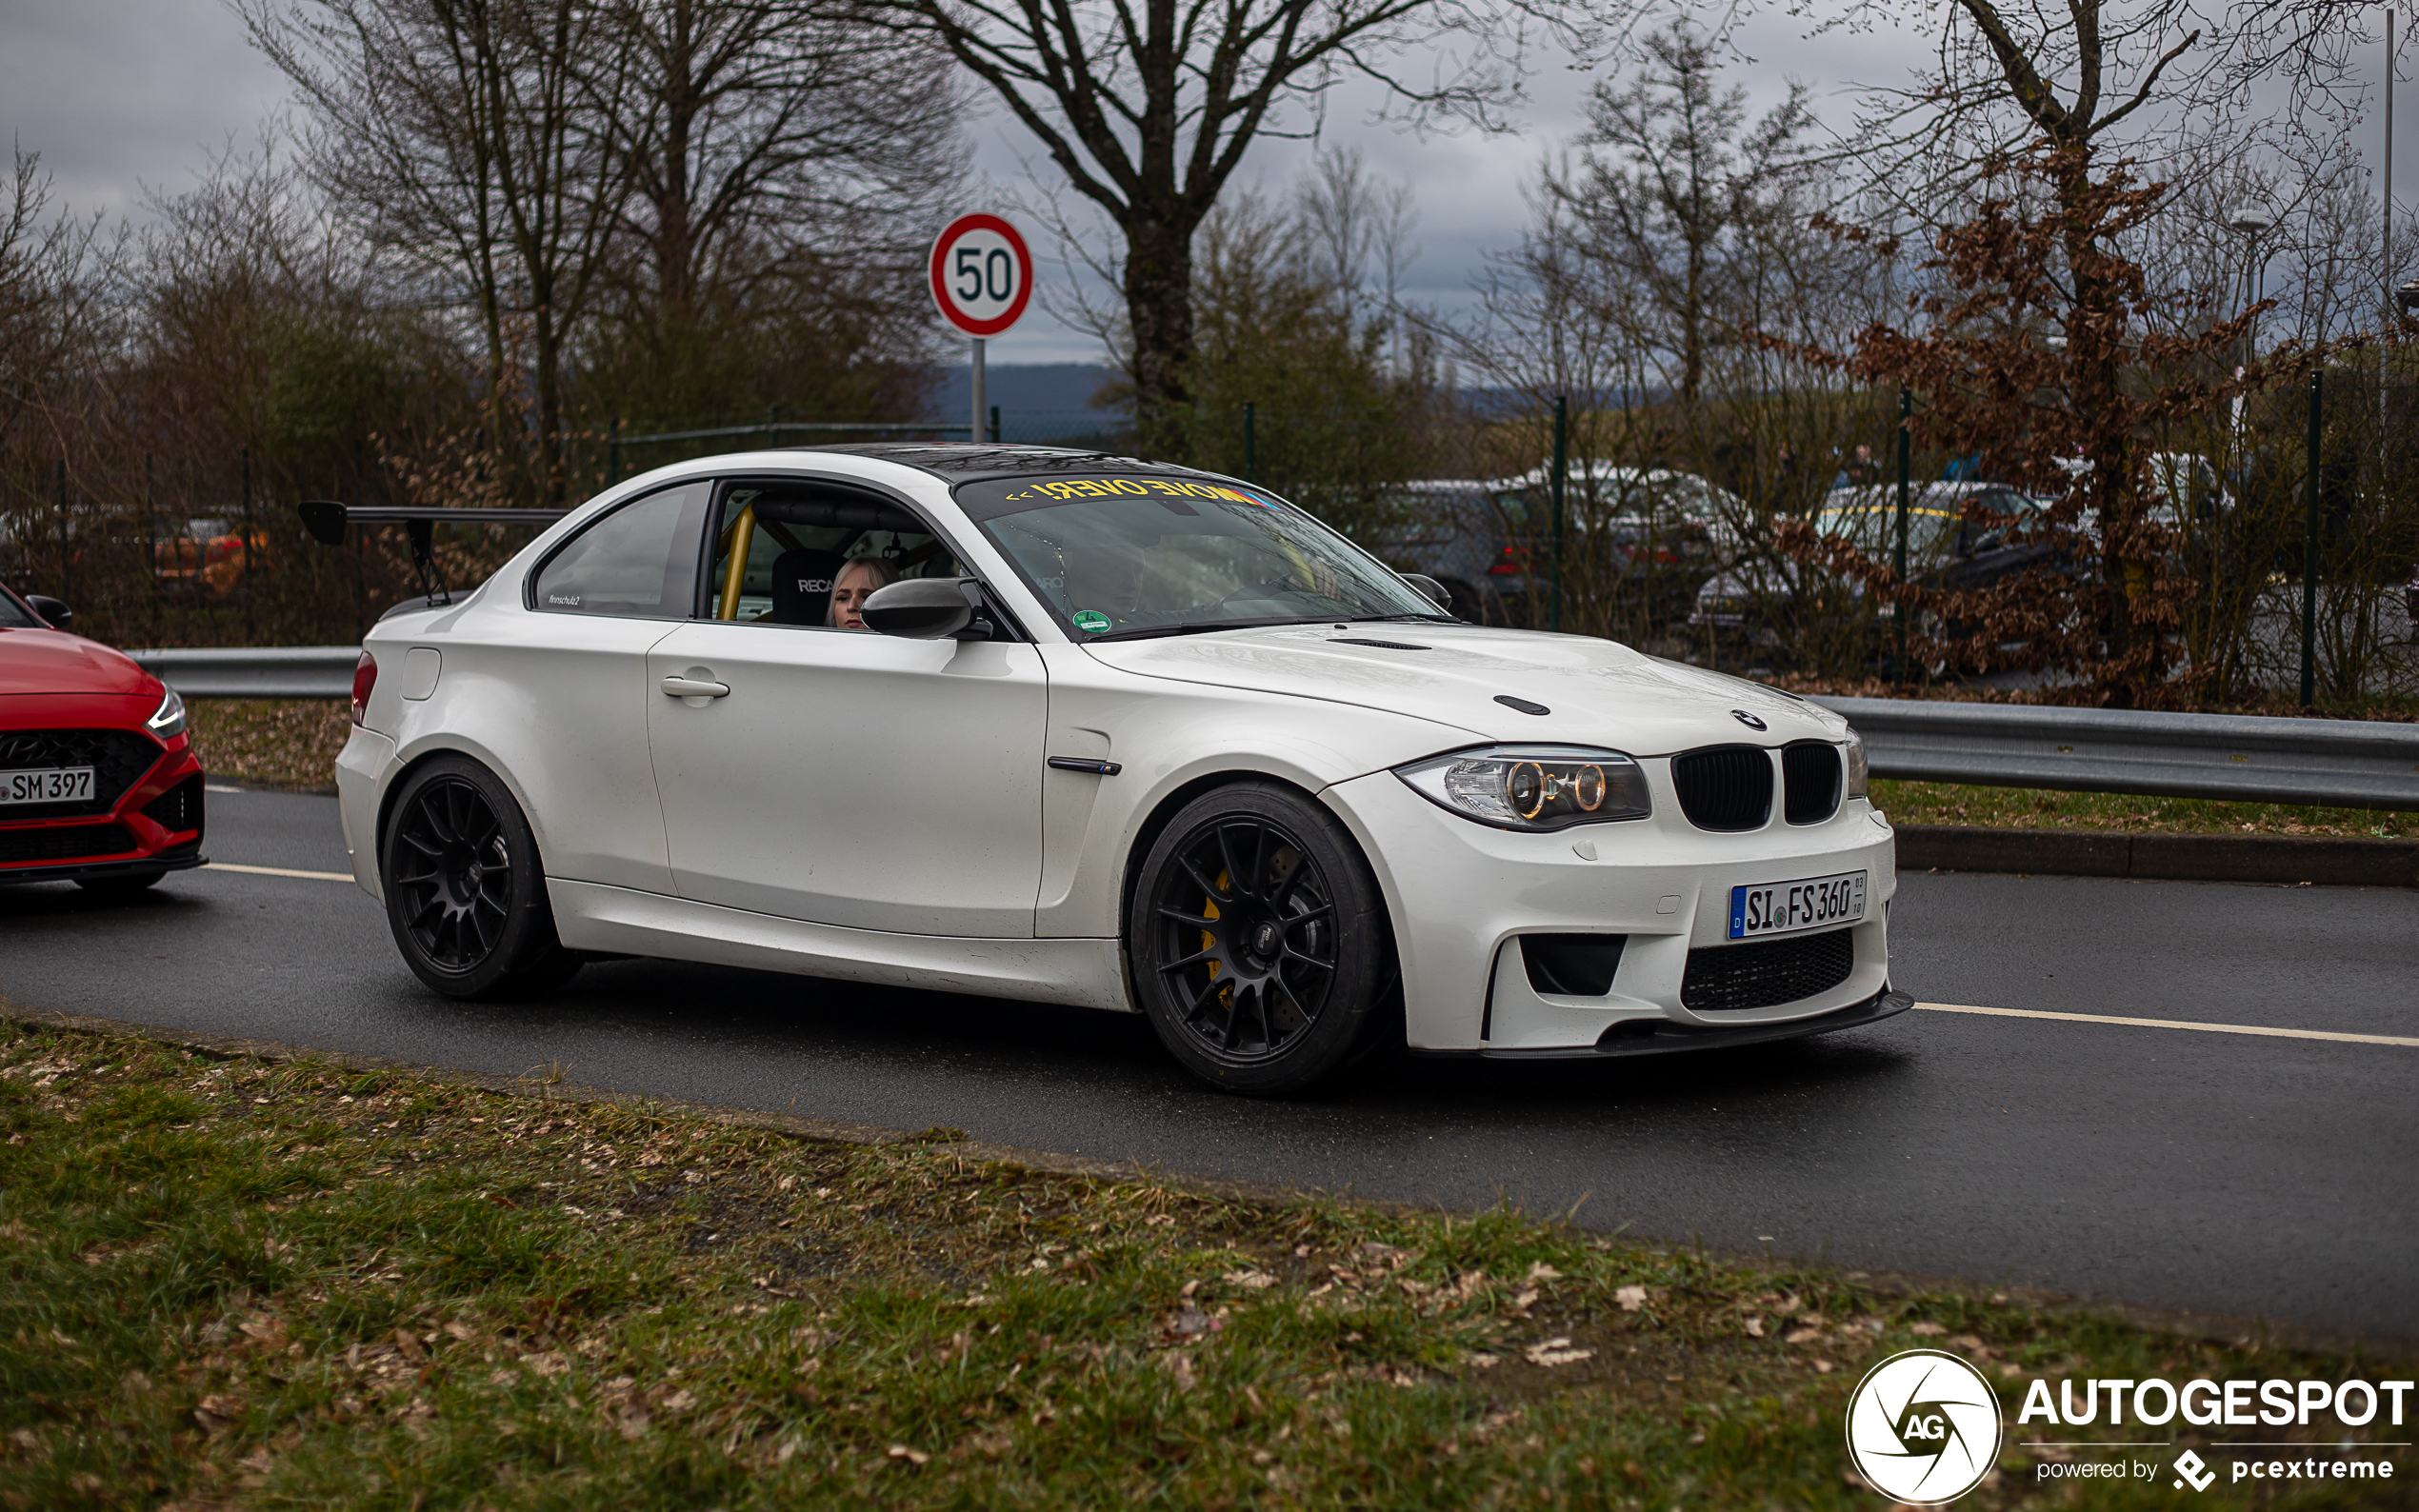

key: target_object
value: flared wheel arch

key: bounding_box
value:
[375,746,553,898]
[1118,770,1401,1013]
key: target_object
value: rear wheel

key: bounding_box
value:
[1129,783,1390,1095]
[381,756,581,1000]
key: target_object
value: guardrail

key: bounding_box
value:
[127,647,360,700]
[120,647,2418,809]
[1809,696,2419,811]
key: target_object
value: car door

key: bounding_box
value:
[643,477,1049,938]
[503,477,712,893]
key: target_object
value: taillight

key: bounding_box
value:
[350,651,377,726]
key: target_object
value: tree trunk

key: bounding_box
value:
[652,0,699,314]
[1124,207,1198,459]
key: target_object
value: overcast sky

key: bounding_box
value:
[4,0,2411,365]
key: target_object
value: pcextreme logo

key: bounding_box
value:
[1846,1349,2004,1504]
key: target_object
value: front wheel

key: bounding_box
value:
[1128,783,1391,1095]
[381,756,581,1000]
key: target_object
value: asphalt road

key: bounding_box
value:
[6,787,2414,1341]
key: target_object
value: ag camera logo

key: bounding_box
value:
[1847,1349,2004,1503]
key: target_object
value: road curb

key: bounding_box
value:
[4,994,2413,1359]
[1894,824,2419,887]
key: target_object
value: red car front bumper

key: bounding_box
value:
[0,694,207,884]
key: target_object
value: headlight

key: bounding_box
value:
[1394,746,1652,830]
[146,686,187,741]
[1842,727,1869,799]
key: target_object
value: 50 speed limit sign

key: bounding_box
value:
[930,213,1033,337]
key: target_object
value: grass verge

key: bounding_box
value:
[1871,780,2413,841]
[185,701,351,793]
[3,1019,2410,1509]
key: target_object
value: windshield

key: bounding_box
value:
[956,472,1446,639]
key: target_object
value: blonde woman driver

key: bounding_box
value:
[828,554,899,630]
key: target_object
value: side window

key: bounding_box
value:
[703,484,964,628]
[531,484,710,618]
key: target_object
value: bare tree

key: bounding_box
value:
[867,0,1596,449]
[242,0,637,501]
[597,0,965,319]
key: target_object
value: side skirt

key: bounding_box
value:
[548,879,1134,1013]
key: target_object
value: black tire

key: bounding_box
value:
[381,755,581,1000]
[1128,783,1391,1095]
[74,871,164,899]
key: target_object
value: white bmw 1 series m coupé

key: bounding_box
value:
[334,443,1908,1093]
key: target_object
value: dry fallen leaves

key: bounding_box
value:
[1524,1337,1594,1367]
[1614,1285,1649,1313]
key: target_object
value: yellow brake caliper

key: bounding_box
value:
[1203,871,1231,1006]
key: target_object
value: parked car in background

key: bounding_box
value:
[153,518,273,597]
[0,578,206,894]
[1364,480,1509,624]
[1692,481,2053,647]
[1376,468,1739,627]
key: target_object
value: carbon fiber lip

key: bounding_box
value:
[1437,985,1914,1061]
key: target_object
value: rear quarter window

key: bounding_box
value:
[530,484,710,618]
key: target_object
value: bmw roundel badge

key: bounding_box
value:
[1731,709,1768,730]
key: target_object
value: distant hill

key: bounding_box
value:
[930,363,1126,443]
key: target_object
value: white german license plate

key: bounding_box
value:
[1729,869,1867,940]
[0,766,95,806]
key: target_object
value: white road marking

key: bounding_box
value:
[1917,1001,2419,1049]
[203,862,356,883]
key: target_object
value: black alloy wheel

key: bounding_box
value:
[1130,783,1389,1094]
[382,756,580,999]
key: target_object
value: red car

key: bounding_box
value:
[0,580,206,894]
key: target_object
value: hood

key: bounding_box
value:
[0,628,162,698]
[1085,623,1847,755]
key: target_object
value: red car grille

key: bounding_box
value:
[0,822,138,865]
[0,728,163,818]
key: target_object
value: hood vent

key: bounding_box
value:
[1670,745,1773,831]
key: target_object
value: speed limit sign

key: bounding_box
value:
[930,213,1032,337]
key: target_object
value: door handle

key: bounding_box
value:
[660,675,730,699]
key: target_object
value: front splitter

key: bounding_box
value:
[1436,986,1914,1061]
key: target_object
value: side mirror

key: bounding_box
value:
[26,594,70,630]
[1402,573,1451,612]
[863,576,978,640]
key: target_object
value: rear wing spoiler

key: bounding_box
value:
[299,501,570,607]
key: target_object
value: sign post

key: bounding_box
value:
[929,213,1033,443]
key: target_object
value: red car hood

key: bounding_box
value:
[0,628,160,697]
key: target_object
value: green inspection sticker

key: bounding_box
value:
[1071,609,1111,633]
